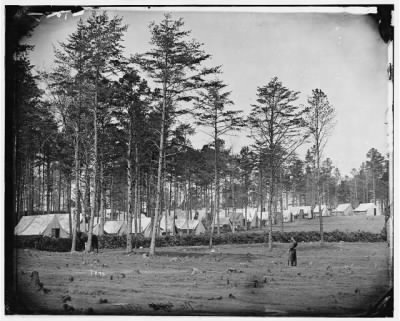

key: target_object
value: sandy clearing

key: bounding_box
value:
[13,242,391,316]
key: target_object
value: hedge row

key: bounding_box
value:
[15,228,387,252]
[15,235,85,252]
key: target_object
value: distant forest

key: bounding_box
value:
[8,9,389,253]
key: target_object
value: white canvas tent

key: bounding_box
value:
[214,215,232,231]
[283,209,293,222]
[240,208,253,223]
[15,214,70,238]
[288,206,300,216]
[354,203,378,216]
[14,216,36,235]
[299,206,312,219]
[94,215,153,237]
[246,208,268,228]
[249,212,268,228]
[194,208,208,220]
[250,215,259,228]
[57,213,84,235]
[245,208,257,223]
[285,206,312,220]
[176,219,206,235]
[170,209,186,220]
[159,215,177,235]
[105,209,113,220]
[229,212,245,229]
[130,214,153,235]
[92,223,102,236]
[313,205,329,217]
[334,203,353,216]
[102,220,127,235]
[140,215,153,237]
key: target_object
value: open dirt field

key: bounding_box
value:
[269,215,386,233]
[14,242,391,316]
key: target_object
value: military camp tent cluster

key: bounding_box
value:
[175,219,206,235]
[330,203,381,217]
[92,214,153,237]
[14,213,84,238]
[333,203,354,216]
[313,205,329,217]
[15,203,382,239]
[353,203,380,216]
[283,206,313,222]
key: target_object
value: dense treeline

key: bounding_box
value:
[12,11,389,254]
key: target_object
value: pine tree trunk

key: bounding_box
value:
[138,173,142,234]
[372,169,376,205]
[58,169,62,212]
[149,73,167,256]
[354,177,358,201]
[29,155,34,215]
[156,150,167,237]
[134,143,139,248]
[173,178,177,236]
[184,175,188,228]
[84,161,90,223]
[41,161,45,214]
[71,128,81,252]
[22,159,27,215]
[37,157,41,213]
[46,154,51,214]
[99,159,104,235]
[51,167,55,212]
[317,149,324,244]
[205,185,209,230]
[68,176,72,238]
[268,161,274,250]
[209,128,219,249]
[16,160,23,219]
[259,161,263,229]
[167,177,172,235]
[146,172,151,229]
[126,120,133,253]
[279,171,284,233]
[245,187,248,231]
[188,175,192,221]
[13,88,19,221]
[231,170,235,214]
[110,176,113,221]
[87,77,98,253]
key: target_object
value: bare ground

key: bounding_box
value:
[272,215,386,233]
[13,241,391,316]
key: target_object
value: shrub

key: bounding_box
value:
[380,226,387,240]
[15,235,41,249]
[16,236,72,252]
[36,237,72,251]
[16,229,386,251]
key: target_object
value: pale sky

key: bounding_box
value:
[25,7,389,176]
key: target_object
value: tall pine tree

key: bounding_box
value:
[194,79,243,248]
[248,77,306,250]
[138,14,218,256]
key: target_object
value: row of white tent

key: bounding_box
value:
[15,203,381,238]
[14,213,206,238]
[321,203,381,216]
[283,203,380,221]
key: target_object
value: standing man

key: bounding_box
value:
[288,237,298,266]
